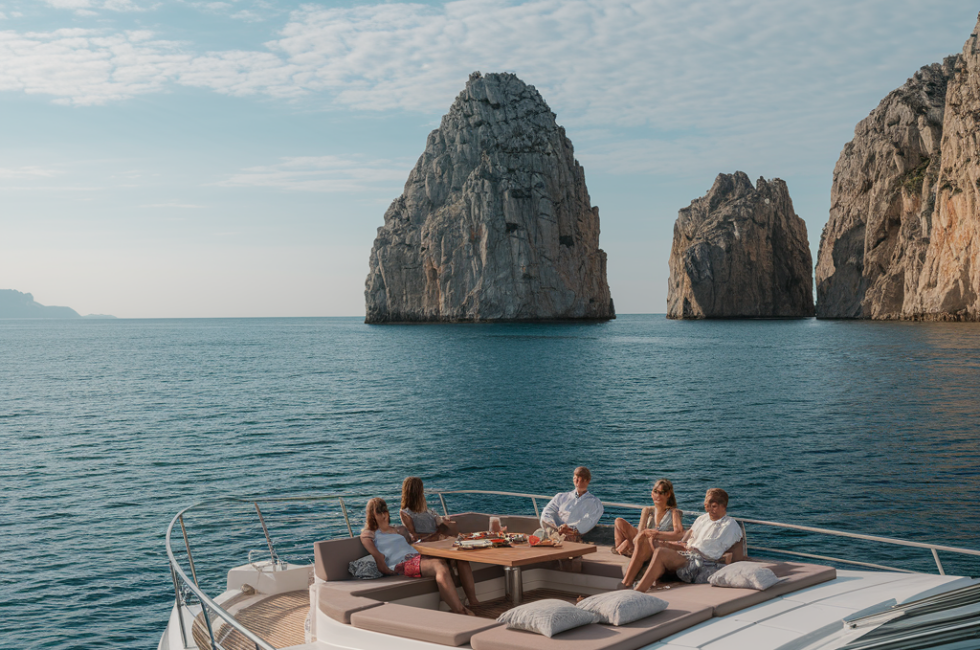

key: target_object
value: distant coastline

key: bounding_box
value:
[0,289,115,319]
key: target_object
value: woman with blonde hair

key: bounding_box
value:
[399,477,458,542]
[612,479,684,556]
[360,498,479,614]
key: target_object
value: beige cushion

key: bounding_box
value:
[500,515,541,534]
[658,561,836,617]
[471,605,712,650]
[576,591,668,626]
[314,536,368,582]
[452,512,491,534]
[497,599,599,637]
[709,562,779,590]
[315,583,383,623]
[351,603,501,646]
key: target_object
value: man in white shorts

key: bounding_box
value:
[622,488,742,592]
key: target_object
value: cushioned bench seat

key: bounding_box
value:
[350,602,503,646]
[655,560,836,616]
[469,604,713,650]
[315,584,384,623]
[312,514,837,649]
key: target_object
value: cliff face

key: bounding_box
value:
[667,172,814,319]
[817,13,980,320]
[815,60,954,318]
[909,20,980,320]
[364,72,614,323]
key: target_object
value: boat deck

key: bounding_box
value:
[192,590,309,650]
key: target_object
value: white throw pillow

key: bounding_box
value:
[708,562,780,590]
[497,599,599,637]
[576,590,668,626]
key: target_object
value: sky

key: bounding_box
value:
[0,1,976,318]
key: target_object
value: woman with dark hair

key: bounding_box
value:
[359,498,479,614]
[399,477,458,542]
[612,479,684,556]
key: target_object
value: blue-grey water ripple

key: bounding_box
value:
[1,315,979,648]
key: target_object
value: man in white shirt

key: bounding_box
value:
[619,488,742,591]
[539,466,604,542]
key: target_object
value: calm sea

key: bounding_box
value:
[2,315,979,649]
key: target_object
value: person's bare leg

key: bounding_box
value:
[613,518,638,555]
[422,559,471,615]
[619,535,654,587]
[456,560,480,606]
[635,548,688,592]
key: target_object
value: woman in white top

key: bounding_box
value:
[359,498,478,615]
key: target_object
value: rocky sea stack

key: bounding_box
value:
[667,172,814,319]
[816,14,980,320]
[365,72,614,323]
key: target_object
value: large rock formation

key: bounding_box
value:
[667,172,814,319]
[910,20,980,319]
[817,14,980,320]
[365,72,614,323]
[815,60,955,318]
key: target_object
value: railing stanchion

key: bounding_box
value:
[532,497,540,520]
[932,548,946,575]
[179,515,200,589]
[254,503,277,567]
[338,498,354,538]
[170,563,190,649]
[200,602,219,650]
[439,493,449,517]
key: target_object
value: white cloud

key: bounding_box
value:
[0,165,61,179]
[0,0,973,151]
[215,155,411,192]
[139,201,203,208]
[0,29,189,105]
[40,0,154,12]
[40,0,93,9]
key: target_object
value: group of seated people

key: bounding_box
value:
[359,468,742,616]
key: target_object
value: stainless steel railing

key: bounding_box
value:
[430,490,980,575]
[165,489,980,649]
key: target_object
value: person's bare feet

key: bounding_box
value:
[463,607,476,616]
[615,581,631,590]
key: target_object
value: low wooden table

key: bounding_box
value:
[413,538,597,605]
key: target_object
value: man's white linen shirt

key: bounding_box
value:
[540,490,603,534]
[687,513,742,560]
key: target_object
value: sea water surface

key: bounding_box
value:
[2,315,979,649]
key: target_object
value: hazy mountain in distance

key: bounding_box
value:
[0,289,115,319]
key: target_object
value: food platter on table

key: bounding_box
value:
[453,532,530,549]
